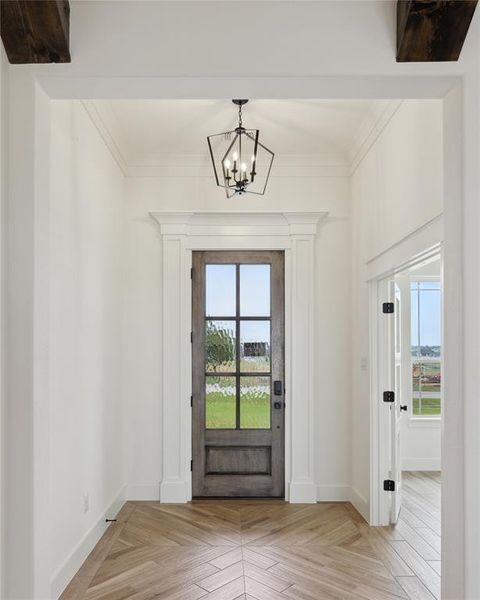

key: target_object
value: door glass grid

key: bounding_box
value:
[205,263,272,429]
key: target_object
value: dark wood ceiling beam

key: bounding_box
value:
[1,0,70,64]
[397,0,478,62]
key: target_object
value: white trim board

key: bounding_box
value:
[316,484,350,502]
[150,210,327,504]
[366,214,443,282]
[402,459,441,471]
[126,484,160,501]
[51,486,126,600]
[350,487,369,523]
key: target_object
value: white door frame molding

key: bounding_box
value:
[368,214,443,526]
[150,210,327,503]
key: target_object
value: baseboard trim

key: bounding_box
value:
[51,485,126,600]
[349,486,369,522]
[402,458,441,471]
[289,481,317,503]
[160,480,188,503]
[316,484,350,502]
[127,483,160,501]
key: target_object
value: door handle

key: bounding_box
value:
[273,380,283,396]
[400,405,408,412]
[273,401,283,410]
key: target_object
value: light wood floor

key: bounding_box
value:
[60,472,441,600]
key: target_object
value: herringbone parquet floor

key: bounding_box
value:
[60,472,441,600]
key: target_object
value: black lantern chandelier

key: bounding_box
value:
[207,99,274,198]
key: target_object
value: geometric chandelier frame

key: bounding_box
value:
[207,99,275,198]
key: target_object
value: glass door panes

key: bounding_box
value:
[240,321,270,372]
[240,376,271,429]
[206,265,236,316]
[240,265,271,316]
[205,376,236,429]
[205,321,236,372]
[205,263,272,429]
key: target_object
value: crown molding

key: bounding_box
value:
[82,99,402,179]
[349,100,403,173]
[149,210,328,236]
[81,100,129,176]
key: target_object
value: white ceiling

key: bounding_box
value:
[89,99,394,172]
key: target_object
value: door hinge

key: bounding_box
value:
[191,268,194,280]
[190,395,193,407]
[190,331,193,343]
[383,479,395,492]
[383,302,394,314]
[383,391,395,403]
[190,460,193,471]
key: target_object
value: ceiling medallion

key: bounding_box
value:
[207,99,275,198]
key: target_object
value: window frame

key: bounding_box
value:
[410,276,442,420]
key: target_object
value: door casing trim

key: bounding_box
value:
[368,221,443,526]
[150,211,327,503]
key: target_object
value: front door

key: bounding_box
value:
[192,251,285,497]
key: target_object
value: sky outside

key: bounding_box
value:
[206,264,271,344]
[411,281,441,349]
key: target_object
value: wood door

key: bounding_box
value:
[192,251,285,497]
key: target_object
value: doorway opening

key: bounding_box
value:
[191,250,285,497]
[373,250,442,596]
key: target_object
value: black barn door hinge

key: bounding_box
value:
[383,479,395,492]
[190,460,193,471]
[191,268,194,280]
[383,391,395,403]
[190,331,193,343]
[383,302,394,314]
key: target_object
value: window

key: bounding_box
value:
[411,280,441,417]
[205,263,272,430]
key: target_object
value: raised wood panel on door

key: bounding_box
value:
[192,251,285,497]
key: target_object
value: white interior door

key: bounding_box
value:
[389,281,403,523]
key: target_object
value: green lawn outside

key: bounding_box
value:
[206,391,270,429]
[412,383,440,393]
[412,397,441,416]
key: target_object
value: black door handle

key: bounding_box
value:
[273,380,283,396]
[273,401,283,409]
[400,405,408,412]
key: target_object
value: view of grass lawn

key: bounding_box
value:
[205,376,270,429]
[412,397,441,416]
[412,360,441,416]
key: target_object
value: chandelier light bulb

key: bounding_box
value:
[233,151,238,161]
[241,163,247,172]
[224,159,231,169]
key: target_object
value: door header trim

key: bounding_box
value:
[150,211,328,238]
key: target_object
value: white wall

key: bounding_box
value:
[0,43,8,600]
[48,101,126,597]
[351,100,443,511]
[401,421,441,471]
[123,175,352,502]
